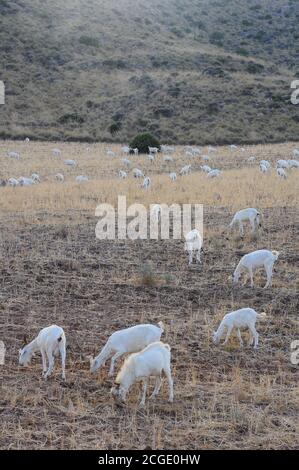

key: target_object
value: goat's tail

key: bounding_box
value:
[271,250,280,260]
[257,312,267,320]
[158,321,164,333]
[163,343,171,351]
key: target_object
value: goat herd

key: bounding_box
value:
[4,141,296,407]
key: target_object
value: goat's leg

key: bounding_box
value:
[236,329,243,347]
[44,353,54,379]
[248,267,254,288]
[150,376,162,399]
[164,368,174,403]
[248,331,254,346]
[188,251,193,265]
[41,349,47,376]
[223,325,234,345]
[264,263,273,288]
[139,379,148,407]
[239,221,244,236]
[196,250,201,263]
[249,326,259,349]
[59,344,66,380]
[108,351,124,377]
[250,218,256,233]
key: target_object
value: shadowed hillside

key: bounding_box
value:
[0,0,298,143]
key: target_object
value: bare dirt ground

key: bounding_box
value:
[0,141,298,449]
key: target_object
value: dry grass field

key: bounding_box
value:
[0,140,298,449]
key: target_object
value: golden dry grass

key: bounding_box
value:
[0,140,298,449]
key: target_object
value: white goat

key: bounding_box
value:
[213,308,267,349]
[276,159,289,169]
[201,165,211,173]
[118,170,127,179]
[121,146,130,155]
[106,150,116,157]
[19,325,66,380]
[277,168,287,179]
[55,173,64,182]
[169,172,177,181]
[293,149,299,157]
[7,151,20,159]
[133,168,143,178]
[142,176,151,190]
[288,159,299,168]
[18,177,35,186]
[180,164,191,175]
[31,173,40,183]
[147,154,155,162]
[233,249,279,288]
[207,169,221,178]
[90,322,164,377]
[260,160,271,169]
[208,145,216,153]
[247,156,256,163]
[229,208,261,236]
[133,148,139,155]
[121,158,131,167]
[52,148,61,156]
[163,155,173,162]
[25,137,30,143]
[64,159,76,166]
[148,146,159,154]
[8,177,19,187]
[201,155,210,162]
[260,163,268,174]
[111,341,173,407]
[184,229,203,265]
[75,175,89,182]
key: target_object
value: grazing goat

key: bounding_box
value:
[233,249,279,288]
[55,173,64,182]
[111,341,173,407]
[7,151,20,159]
[201,155,210,162]
[180,164,191,175]
[90,322,164,377]
[52,148,61,156]
[25,137,30,143]
[288,159,299,168]
[118,170,127,179]
[229,208,261,236]
[8,177,19,187]
[122,158,131,167]
[147,154,155,162]
[133,168,143,178]
[75,175,89,182]
[121,146,130,155]
[19,325,66,380]
[201,165,211,173]
[106,150,116,157]
[260,163,268,174]
[247,156,256,163]
[142,176,151,190]
[148,146,159,154]
[260,160,271,169]
[64,159,76,166]
[133,148,139,155]
[18,177,35,186]
[293,149,299,157]
[213,308,266,349]
[277,168,287,179]
[207,169,221,178]
[276,159,289,169]
[31,173,40,183]
[185,229,203,265]
[163,155,173,162]
[169,172,177,181]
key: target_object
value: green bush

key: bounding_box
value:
[109,121,122,134]
[129,132,160,154]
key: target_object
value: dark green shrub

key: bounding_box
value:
[58,113,84,124]
[129,132,160,154]
[109,121,122,134]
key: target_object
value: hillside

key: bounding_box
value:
[0,0,298,144]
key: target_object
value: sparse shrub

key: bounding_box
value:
[109,121,122,134]
[139,262,158,287]
[129,132,160,154]
[58,113,84,124]
[79,35,100,48]
[247,62,264,74]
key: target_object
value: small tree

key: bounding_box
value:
[129,132,160,154]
